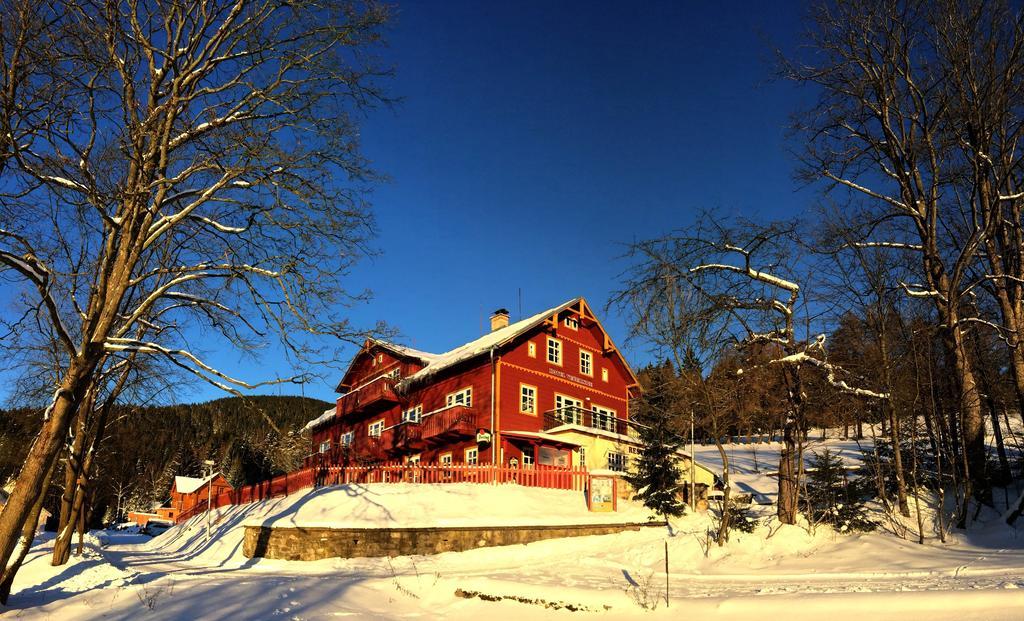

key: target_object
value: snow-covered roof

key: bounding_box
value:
[367,338,440,365]
[303,407,337,432]
[174,473,219,495]
[396,298,579,387]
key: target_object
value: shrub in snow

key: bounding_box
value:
[725,502,759,533]
[803,449,876,533]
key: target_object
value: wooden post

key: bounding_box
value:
[664,540,669,607]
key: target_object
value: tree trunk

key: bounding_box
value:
[0,459,58,604]
[948,323,989,507]
[0,357,95,596]
[52,407,90,566]
[879,327,910,517]
[715,440,731,545]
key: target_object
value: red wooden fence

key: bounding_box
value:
[175,463,589,524]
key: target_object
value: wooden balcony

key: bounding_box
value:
[336,376,400,417]
[420,405,478,444]
[542,407,636,437]
[391,423,424,452]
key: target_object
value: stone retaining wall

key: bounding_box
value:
[243,521,664,561]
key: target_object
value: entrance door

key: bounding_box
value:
[554,394,584,425]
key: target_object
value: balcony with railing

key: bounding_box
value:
[336,375,400,417]
[420,405,479,444]
[542,406,638,438]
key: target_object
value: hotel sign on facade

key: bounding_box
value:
[548,367,594,388]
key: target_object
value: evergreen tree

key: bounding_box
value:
[627,361,686,517]
[804,449,876,532]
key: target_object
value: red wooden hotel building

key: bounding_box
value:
[305,298,642,470]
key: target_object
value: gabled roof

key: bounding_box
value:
[396,298,580,387]
[329,296,641,399]
[303,407,337,432]
[367,338,440,365]
[335,338,441,392]
[173,474,221,495]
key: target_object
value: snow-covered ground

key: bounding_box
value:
[691,435,872,504]
[7,445,1024,620]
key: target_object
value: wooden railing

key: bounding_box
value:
[542,407,638,437]
[419,405,478,443]
[337,376,400,417]
[175,462,589,524]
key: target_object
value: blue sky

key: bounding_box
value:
[3,1,818,406]
[201,0,815,404]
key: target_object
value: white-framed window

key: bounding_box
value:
[402,404,423,423]
[319,440,331,454]
[446,387,472,407]
[607,452,628,472]
[528,342,536,358]
[368,419,384,438]
[407,453,421,464]
[388,368,401,380]
[439,452,453,466]
[564,316,579,330]
[340,431,354,446]
[555,394,584,424]
[601,367,609,382]
[580,350,593,376]
[522,451,534,468]
[547,337,562,366]
[377,354,384,364]
[465,447,478,465]
[592,405,616,432]
[520,384,537,415]
[576,447,586,467]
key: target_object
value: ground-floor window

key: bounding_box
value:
[439,452,453,466]
[465,447,478,465]
[522,451,534,468]
[607,452,628,472]
[406,453,421,464]
[576,447,586,468]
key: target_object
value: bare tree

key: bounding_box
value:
[785,0,1024,507]
[0,0,390,597]
[619,216,887,525]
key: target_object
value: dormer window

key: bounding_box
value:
[564,316,579,330]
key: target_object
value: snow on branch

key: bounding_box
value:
[822,170,910,212]
[688,263,800,294]
[102,337,304,395]
[844,241,923,251]
[899,282,947,302]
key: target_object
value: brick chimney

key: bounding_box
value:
[490,308,510,332]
